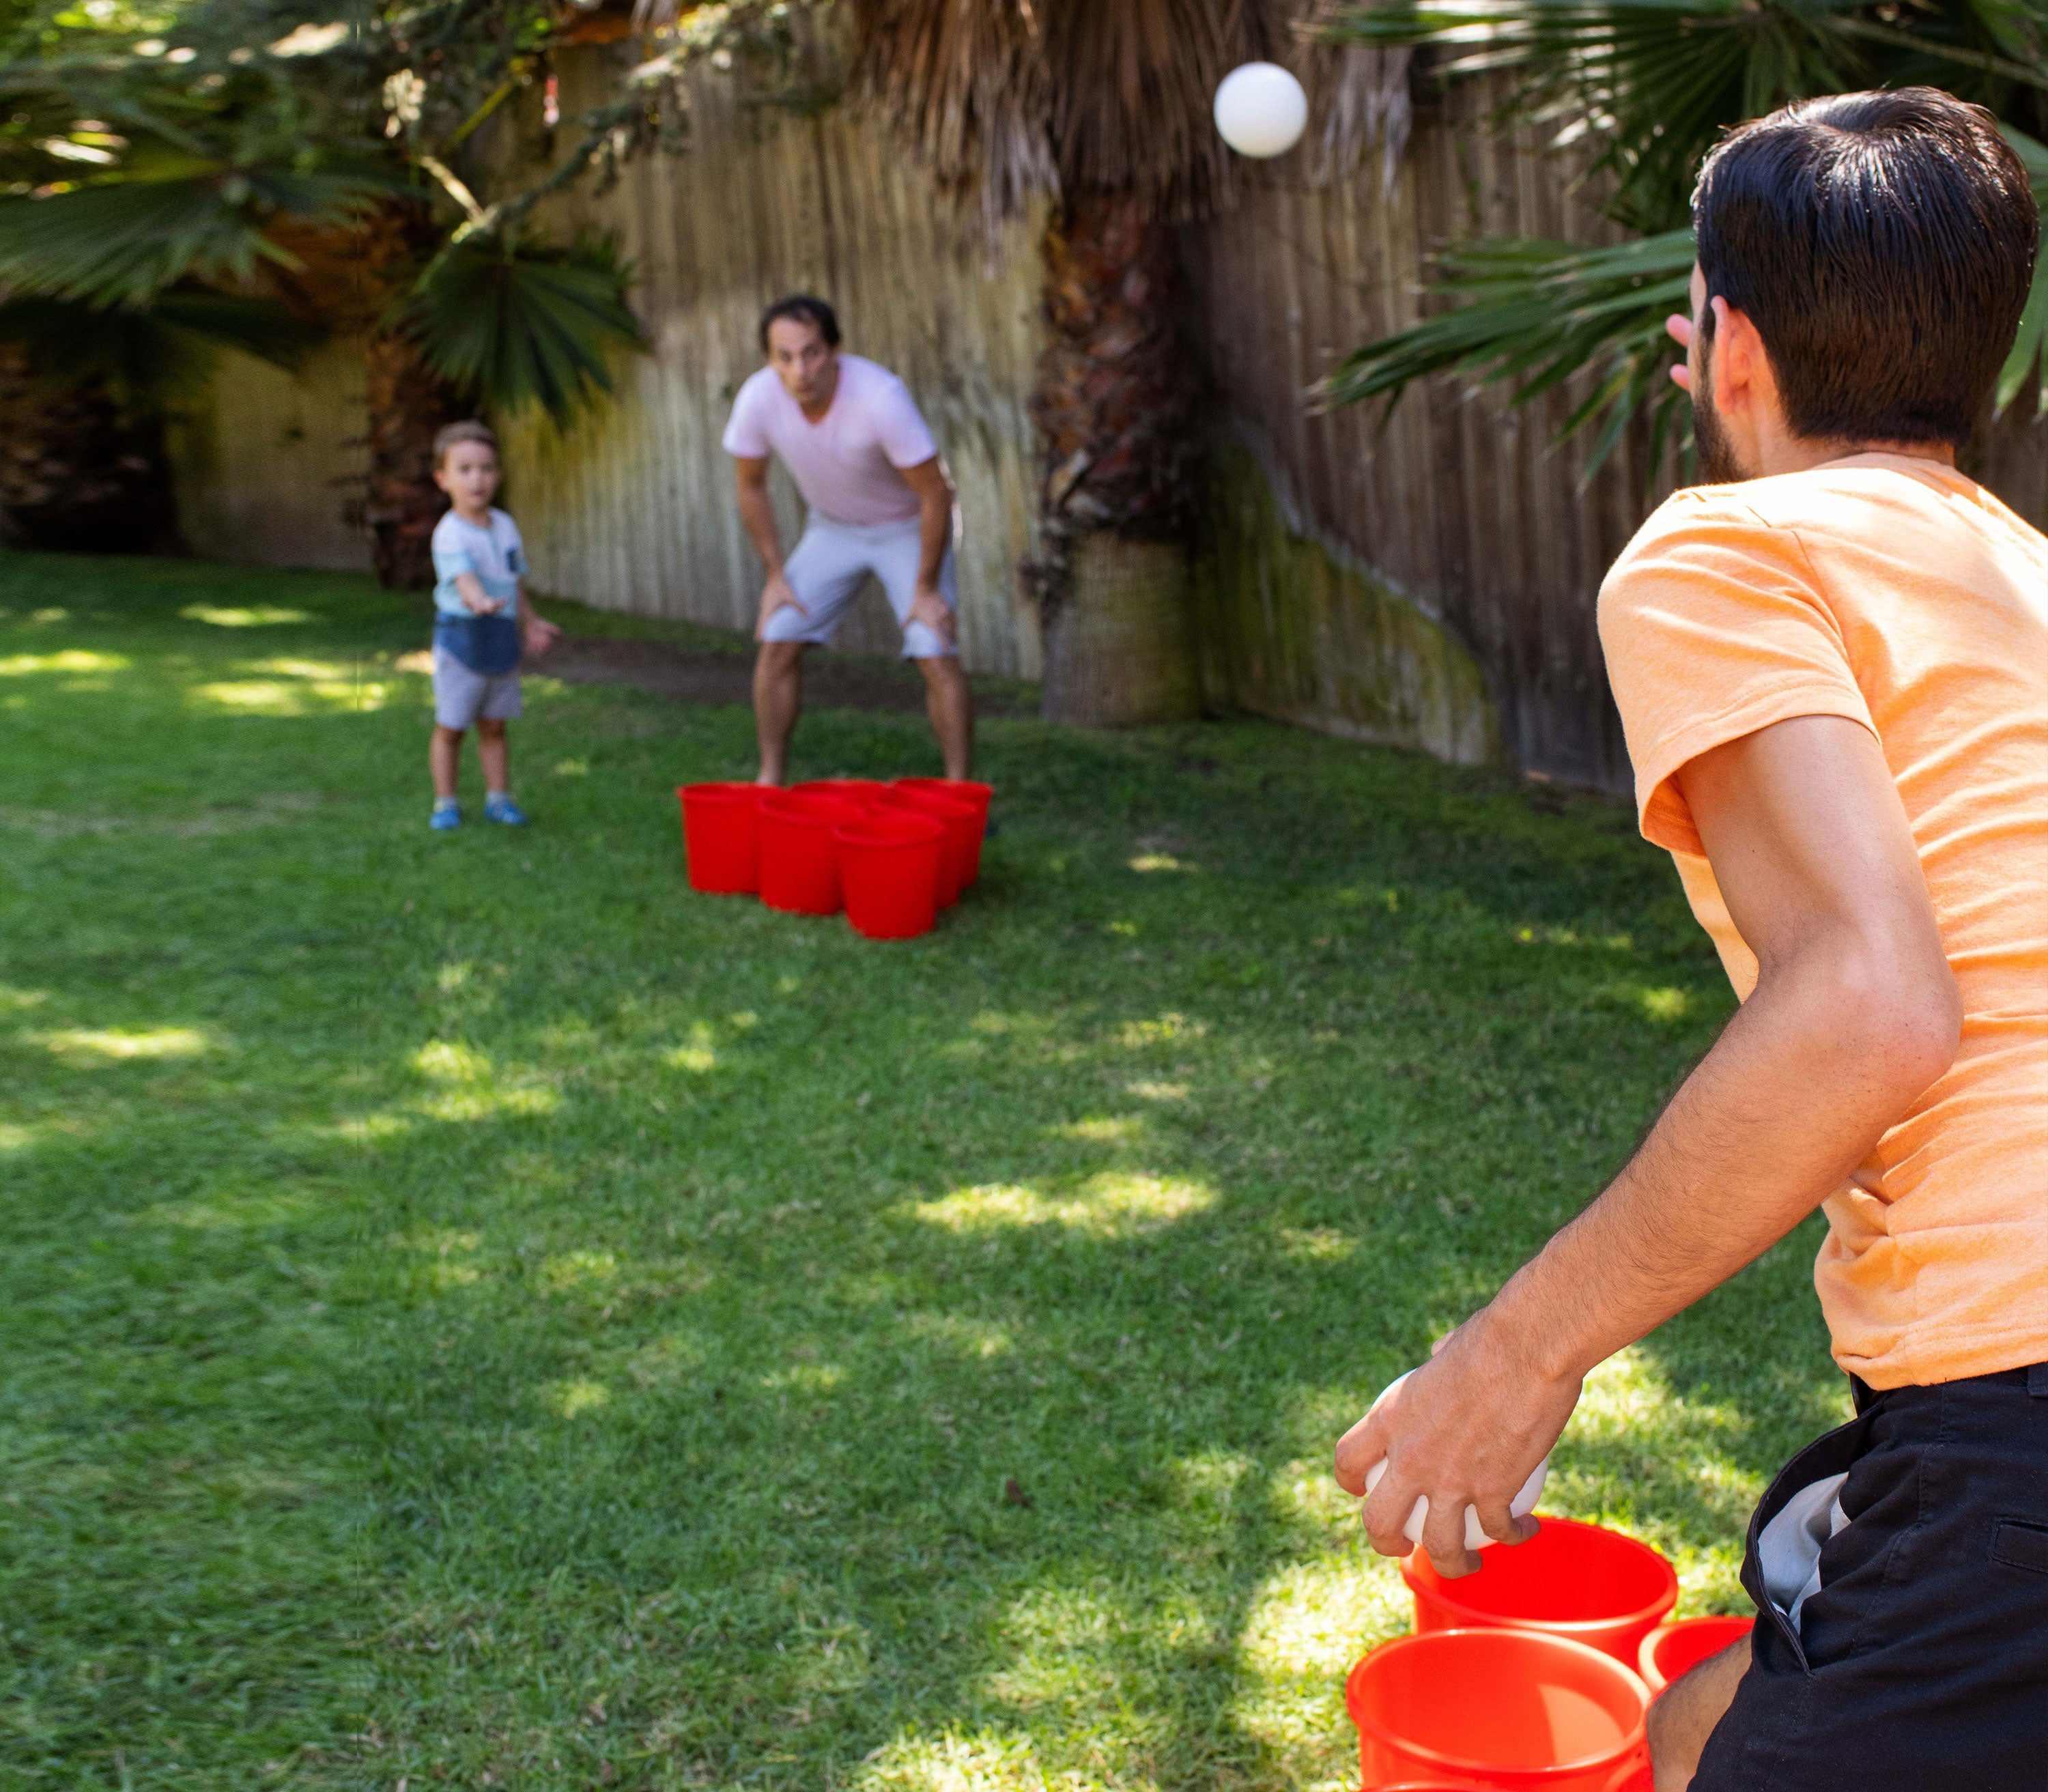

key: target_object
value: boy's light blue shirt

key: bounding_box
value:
[431,507,526,618]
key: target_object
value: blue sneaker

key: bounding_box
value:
[430,801,461,831]
[482,794,529,826]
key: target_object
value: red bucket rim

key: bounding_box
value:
[1638,1615,1753,1691]
[678,781,763,803]
[894,776,993,798]
[793,778,892,799]
[835,813,945,847]
[1400,1516,1679,1636]
[1346,1627,1649,1779]
[760,790,866,822]
[878,786,978,819]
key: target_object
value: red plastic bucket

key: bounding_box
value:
[757,791,866,915]
[678,782,763,894]
[1637,1615,1753,1694]
[793,778,891,809]
[894,778,993,883]
[1402,1518,1678,1664]
[878,788,980,906]
[835,812,945,940]
[1348,1628,1650,1792]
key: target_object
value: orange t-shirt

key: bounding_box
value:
[1598,453,2048,1389]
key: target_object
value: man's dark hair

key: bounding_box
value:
[1692,86,2039,449]
[758,294,840,352]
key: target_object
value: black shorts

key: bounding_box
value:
[1692,1362,2048,1790]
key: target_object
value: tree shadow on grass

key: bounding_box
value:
[3,550,1822,1791]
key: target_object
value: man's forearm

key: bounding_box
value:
[916,489,951,588]
[1488,938,1958,1382]
[737,484,784,576]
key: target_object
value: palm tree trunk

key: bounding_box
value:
[352,201,464,591]
[0,349,180,553]
[1030,194,1203,726]
[363,328,463,589]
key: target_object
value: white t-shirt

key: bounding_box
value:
[721,353,937,527]
[430,508,526,618]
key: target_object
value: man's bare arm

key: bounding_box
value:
[900,455,956,644]
[735,456,803,641]
[734,456,784,576]
[1335,715,1961,1576]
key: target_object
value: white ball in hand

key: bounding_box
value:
[1213,62,1308,160]
[1361,1371,1550,1554]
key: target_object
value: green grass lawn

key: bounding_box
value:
[0,551,1846,1792]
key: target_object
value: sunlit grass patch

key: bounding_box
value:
[538,1378,612,1419]
[2,547,1812,1791]
[909,1171,1214,1238]
[180,604,314,627]
[1597,980,1692,1023]
[0,649,128,675]
[853,1731,1058,1792]
[189,672,388,714]
[141,1184,317,1229]
[35,1024,215,1060]
[1046,1115,1143,1143]
[410,1037,561,1120]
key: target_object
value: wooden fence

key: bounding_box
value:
[167,51,2047,790]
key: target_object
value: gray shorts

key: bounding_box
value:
[433,646,523,729]
[762,515,959,658]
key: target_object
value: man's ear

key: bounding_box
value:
[1708,296,1772,411]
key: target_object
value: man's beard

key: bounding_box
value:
[1690,337,1748,484]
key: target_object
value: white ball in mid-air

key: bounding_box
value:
[1213,61,1309,159]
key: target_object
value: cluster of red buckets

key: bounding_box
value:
[1349,1517,1754,1790]
[676,778,993,940]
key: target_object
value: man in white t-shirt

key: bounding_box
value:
[722,294,971,783]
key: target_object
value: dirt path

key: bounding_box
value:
[537,633,1036,717]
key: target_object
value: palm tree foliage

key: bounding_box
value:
[1318,0,2048,464]
[402,234,644,420]
[0,0,644,426]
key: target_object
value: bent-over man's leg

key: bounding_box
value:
[754,521,868,785]
[872,523,971,778]
[1649,1638,1748,1792]
[916,655,973,780]
[754,640,807,786]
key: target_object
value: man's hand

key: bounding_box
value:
[755,571,806,642]
[1334,1309,1577,1580]
[907,583,956,645]
[1666,312,1694,393]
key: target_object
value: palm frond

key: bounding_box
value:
[403,234,648,426]
[1314,227,1695,473]
[849,0,1309,221]
[1325,0,2047,229]
[1318,0,2048,446]
[0,287,324,414]
[1996,124,2048,414]
[0,169,388,307]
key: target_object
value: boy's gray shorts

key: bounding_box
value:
[433,646,523,729]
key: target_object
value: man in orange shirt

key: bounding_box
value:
[1333,88,2045,1787]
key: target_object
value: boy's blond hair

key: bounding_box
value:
[432,420,498,469]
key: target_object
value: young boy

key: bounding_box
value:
[427,421,558,829]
